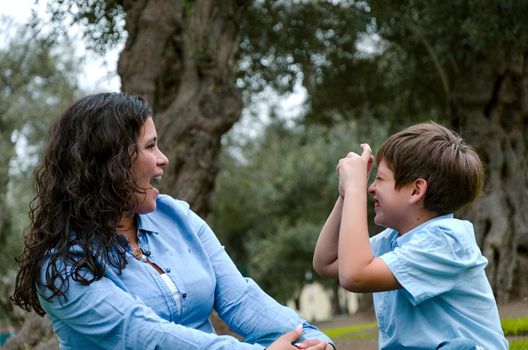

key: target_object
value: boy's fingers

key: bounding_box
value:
[360,143,372,160]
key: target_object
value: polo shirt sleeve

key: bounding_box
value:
[380,222,480,306]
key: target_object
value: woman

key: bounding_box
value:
[12,93,335,350]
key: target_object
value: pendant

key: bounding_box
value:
[132,247,148,262]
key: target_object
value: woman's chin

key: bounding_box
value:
[135,191,159,214]
[136,202,157,214]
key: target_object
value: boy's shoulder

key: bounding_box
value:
[409,216,485,265]
[371,216,481,258]
[426,215,472,227]
[418,216,475,240]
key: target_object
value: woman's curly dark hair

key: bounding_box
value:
[12,92,152,315]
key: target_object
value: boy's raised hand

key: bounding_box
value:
[337,143,374,197]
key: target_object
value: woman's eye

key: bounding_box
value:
[146,144,156,150]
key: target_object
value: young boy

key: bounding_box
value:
[313,122,508,349]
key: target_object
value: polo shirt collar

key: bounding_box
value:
[394,213,454,246]
[136,214,160,235]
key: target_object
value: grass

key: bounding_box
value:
[509,339,528,350]
[503,317,528,336]
[322,322,378,340]
[321,317,528,348]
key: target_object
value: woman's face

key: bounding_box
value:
[131,117,169,214]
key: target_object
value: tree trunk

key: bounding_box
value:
[118,0,245,217]
[451,53,528,303]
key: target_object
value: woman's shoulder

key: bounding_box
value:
[140,194,206,233]
[156,194,190,210]
[146,194,192,220]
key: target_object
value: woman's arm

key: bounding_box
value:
[190,210,335,348]
[312,197,343,277]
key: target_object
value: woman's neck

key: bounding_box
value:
[117,215,138,244]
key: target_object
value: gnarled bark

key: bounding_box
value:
[452,54,528,303]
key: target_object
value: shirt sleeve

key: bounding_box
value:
[380,222,482,306]
[38,264,265,350]
[187,209,333,346]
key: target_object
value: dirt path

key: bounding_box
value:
[314,300,528,350]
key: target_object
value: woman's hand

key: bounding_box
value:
[266,325,329,350]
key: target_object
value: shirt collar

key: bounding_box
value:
[394,213,454,246]
[136,214,160,235]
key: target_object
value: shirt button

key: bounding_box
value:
[145,250,151,256]
[165,267,171,273]
[182,293,187,299]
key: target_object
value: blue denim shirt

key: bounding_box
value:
[370,214,508,350]
[38,195,332,349]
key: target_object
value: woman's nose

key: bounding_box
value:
[158,150,169,167]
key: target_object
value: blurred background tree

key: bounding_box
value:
[1,0,527,348]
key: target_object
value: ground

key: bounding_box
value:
[313,299,528,350]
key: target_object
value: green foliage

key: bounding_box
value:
[372,0,528,63]
[502,317,528,337]
[239,0,528,131]
[238,1,368,95]
[39,0,125,54]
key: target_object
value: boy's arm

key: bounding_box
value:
[313,197,343,277]
[337,144,400,293]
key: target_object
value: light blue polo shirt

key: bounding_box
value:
[370,214,508,350]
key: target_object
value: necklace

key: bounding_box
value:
[132,246,148,262]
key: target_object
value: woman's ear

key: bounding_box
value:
[409,178,428,204]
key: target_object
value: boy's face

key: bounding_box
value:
[368,160,415,233]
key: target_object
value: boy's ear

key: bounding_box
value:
[409,178,428,204]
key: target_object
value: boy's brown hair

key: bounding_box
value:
[376,121,484,215]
